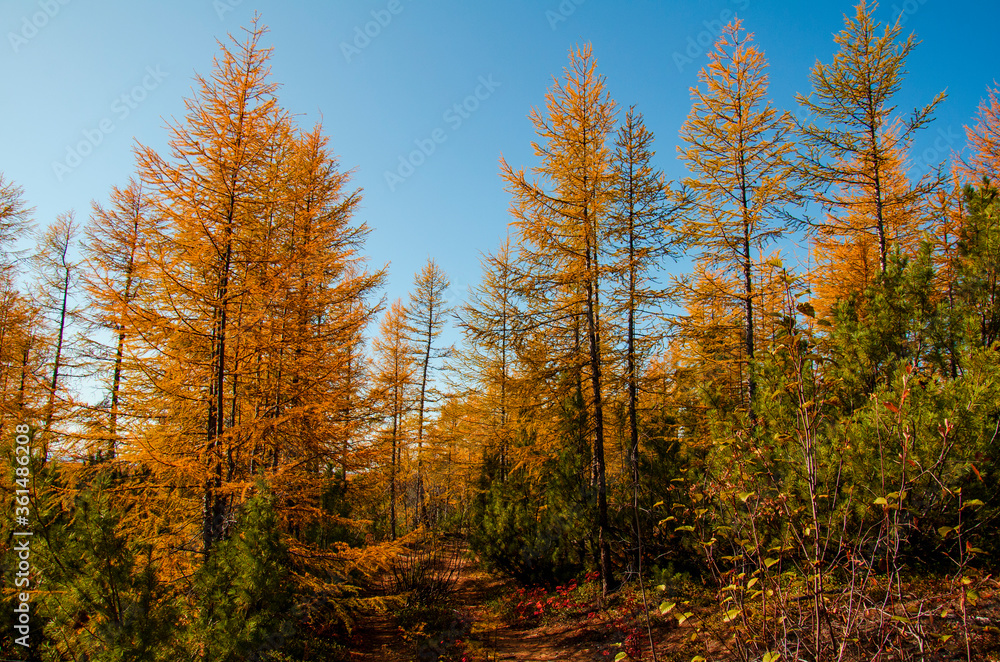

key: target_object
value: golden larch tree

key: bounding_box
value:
[809,144,925,315]
[405,258,451,526]
[132,20,383,561]
[796,0,943,275]
[372,299,416,540]
[31,211,82,461]
[609,106,675,576]
[501,43,617,596]
[455,236,520,483]
[959,82,1000,184]
[678,19,794,423]
[0,174,38,431]
[81,179,160,458]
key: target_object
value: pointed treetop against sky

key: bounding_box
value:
[2,0,996,310]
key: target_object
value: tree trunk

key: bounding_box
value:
[415,299,433,527]
[203,215,233,557]
[42,266,71,463]
[627,193,642,578]
[584,208,612,598]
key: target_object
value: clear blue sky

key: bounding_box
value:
[2,0,996,313]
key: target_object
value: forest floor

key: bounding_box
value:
[344,546,1000,662]
[346,549,650,661]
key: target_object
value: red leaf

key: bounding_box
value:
[972,463,983,482]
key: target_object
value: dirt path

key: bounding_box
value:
[453,562,610,661]
[484,622,609,661]
[345,610,411,661]
[348,548,648,661]
[347,555,1000,661]
[348,549,611,661]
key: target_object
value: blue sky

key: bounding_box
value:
[1,0,996,317]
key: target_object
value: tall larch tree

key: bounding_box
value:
[0,279,42,429]
[501,43,617,596]
[0,174,32,277]
[133,19,383,562]
[372,299,415,540]
[32,211,82,461]
[796,0,943,276]
[678,19,794,424]
[609,106,675,576]
[266,124,383,525]
[134,20,288,555]
[81,179,158,459]
[959,82,1000,184]
[810,145,924,315]
[0,174,36,432]
[405,258,451,526]
[456,237,519,484]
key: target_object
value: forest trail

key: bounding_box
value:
[348,546,615,661]
[347,612,409,661]
[448,559,610,662]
